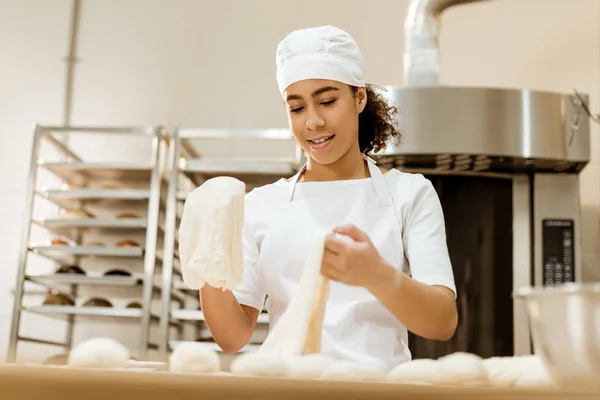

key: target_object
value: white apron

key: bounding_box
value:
[256,155,411,369]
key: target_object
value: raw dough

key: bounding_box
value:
[483,355,555,387]
[169,342,221,374]
[229,352,290,377]
[286,353,336,379]
[515,367,555,388]
[179,177,246,291]
[484,355,554,388]
[433,352,489,387]
[67,337,130,369]
[483,356,519,387]
[257,227,332,357]
[387,358,438,385]
[321,360,387,382]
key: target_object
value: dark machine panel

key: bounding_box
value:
[542,219,575,286]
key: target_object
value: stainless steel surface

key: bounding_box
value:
[40,131,82,162]
[404,0,490,85]
[183,158,297,175]
[39,161,154,185]
[7,126,43,363]
[158,132,179,357]
[37,188,150,210]
[26,274,142,287]
[7,125,167,363]
[182,159,297,188]
[514,283,600,389]
[512,176,533,356]
[31,245,144,258]
[533,174,583,287]
[24,305,146,319]
[17,336,68,348]
[138,127,163,360]
[34,217,148,239]
[377,86,591,172]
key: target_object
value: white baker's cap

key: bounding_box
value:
[275,25,366,97]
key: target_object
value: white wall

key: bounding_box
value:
[1,0,598,362]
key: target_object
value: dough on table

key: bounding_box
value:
[67,337,130,369]
[433,352,489,387]
[387,358,438,385]
[484,355,554,388]
[321,360,387,382]
[229,352,290,377]
[258,228,332,357]
[483,356,520,387]
[169,342,221,374]
[286,353,336,379]
[484,355,555,387]
[514,367,555,388]
[179,176,246,291]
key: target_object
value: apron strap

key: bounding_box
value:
[289,164,306,201]
[289,154,394,207]
[363,155,393,207]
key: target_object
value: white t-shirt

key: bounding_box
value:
[233,168,456,370]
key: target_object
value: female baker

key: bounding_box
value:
[200,25,458,371]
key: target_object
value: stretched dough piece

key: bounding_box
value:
[387,359,438,385]
[301,274,330,354]
[178,177,246,291]
[258,228,331,357]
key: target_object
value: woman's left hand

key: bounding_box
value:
[321,224,391,291]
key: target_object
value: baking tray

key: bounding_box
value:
[38,161,154,185]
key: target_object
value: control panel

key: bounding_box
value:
[542,219,575,286]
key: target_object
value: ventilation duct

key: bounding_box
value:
[403,0,490,86]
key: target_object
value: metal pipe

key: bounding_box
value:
[403,0,491,86]
[64,0,81,126]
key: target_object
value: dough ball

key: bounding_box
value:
[484,355,553,388]
[433,352,489,387]
[286,354,336,379]
[515,368,555,388]
[387,358,438,385]
[321,360,387,382]
[229,352,290,377]
[68,338,130,369]
[169,342,221,374]
[513,355,555,388]
[483,356,521,387]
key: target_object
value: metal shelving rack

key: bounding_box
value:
[158,128,302,358]
[6,125,178,363]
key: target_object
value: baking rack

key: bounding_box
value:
[158,128,301,359]
[6,125,184,363]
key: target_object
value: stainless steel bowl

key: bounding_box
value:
[513,283,600,389]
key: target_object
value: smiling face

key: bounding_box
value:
[284,79,367,166]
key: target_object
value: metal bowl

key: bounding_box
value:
[513,283,600,389]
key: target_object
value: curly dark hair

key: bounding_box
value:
[351,85,402,155]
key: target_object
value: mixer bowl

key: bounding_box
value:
[513,283,600,389]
